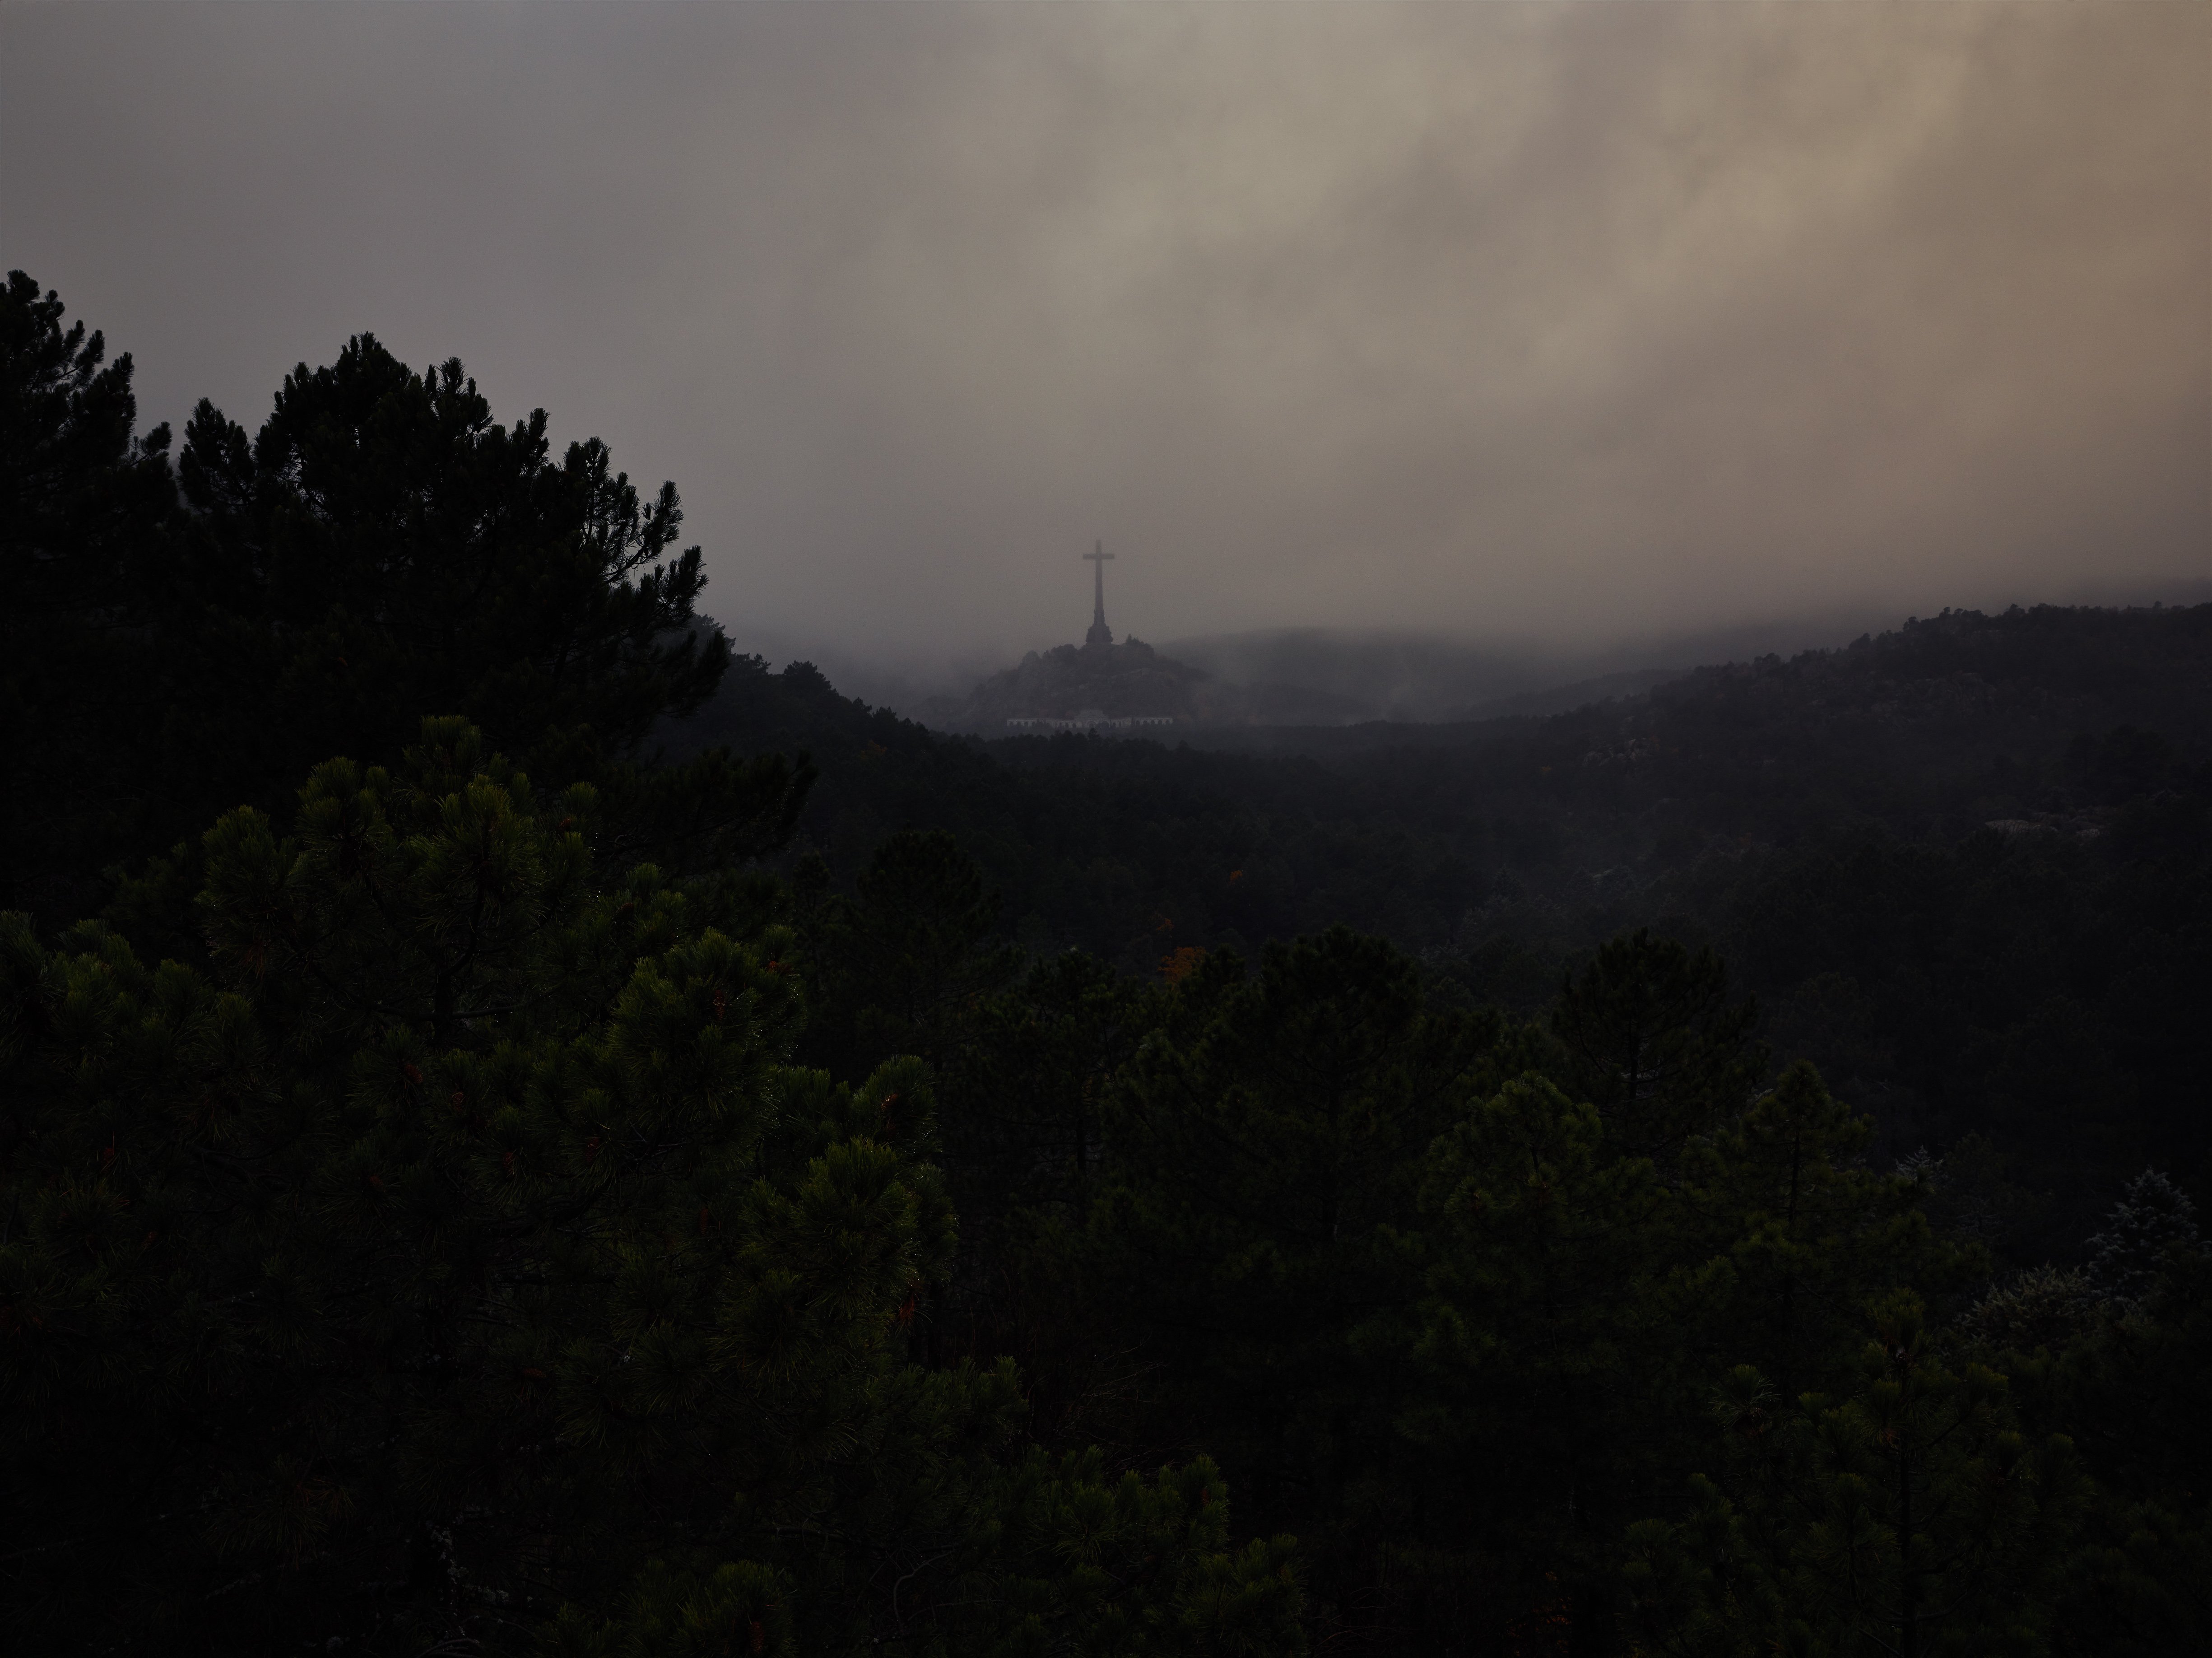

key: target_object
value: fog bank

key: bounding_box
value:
[6,2,2204,677]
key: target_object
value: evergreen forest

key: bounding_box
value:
[5,272,2207,1656]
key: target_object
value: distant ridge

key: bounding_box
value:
[1153,612,1905,724]
[938,637,1209,730]
[919,634,1377,733]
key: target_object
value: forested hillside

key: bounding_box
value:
[678,603,2212,1257]
[6,273,2206,1655]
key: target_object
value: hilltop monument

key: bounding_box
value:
[920,540,1420,731]
[928,538,1216,730]
[1084,540,1115,647]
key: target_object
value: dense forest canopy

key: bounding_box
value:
[4,272,2206,1655]
[681,602,2210,1257]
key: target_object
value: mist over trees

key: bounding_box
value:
[5,272,2206,1654]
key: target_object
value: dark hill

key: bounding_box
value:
[946,636,1210,727]
[671,602,2212,1254]
[675,604,2212,917]
[919,634,1373,732]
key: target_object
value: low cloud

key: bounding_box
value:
[5,2,2203,680]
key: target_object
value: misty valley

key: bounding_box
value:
[5,275,2208,1658]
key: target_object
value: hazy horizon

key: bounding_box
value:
[6,1,2205,698]
[720,582,2212,724]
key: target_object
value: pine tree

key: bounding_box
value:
[1098,928,1495,1641]
[1629,1294,2085,1657]
[2,282,753,944]
[1411,978,1958,1647]
[1679,1062,1969,1404]
[0,722,1298,1654]
[0,270,177,924]
[2009,1201,2212,1652]
[168,339,728,778]
[1958,1265,2103,1357]
[1413,1069,1682,1643]
[925,949,1162,1420]
[2083,1169,2200,1304]
[1550,928,1764,1170]
[797,829,1022,1081]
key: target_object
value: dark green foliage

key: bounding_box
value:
[1412,1068,1682,1636]
[797,829,1025,1079]
[1679,1062,1968,1404]
[1403,1062,1958,1646]
[1628,1296,2086,1657]
[1957,1266,2103,1356]
[6,273,2204,1655]
[0,271,177,920]
[1092,930,1496,1641]
[1549,928,1763,1166]
[1975,1193,2212,1653]
[595,742,817,881]
[1106,930,1504,1496]
[3,273,744,940]
[0,724,1298,1655]
[923,949,1160,1421]
[2035,1246,2212,1652]
[2082,1170,2199,1304]
[548,1449,1303,1658]
[678,601,2212,1250]
[169,337,728,772]
[1060,931,2008,1651]
[943,946,1154,1210]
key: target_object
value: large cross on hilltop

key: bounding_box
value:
[1084,540,1115,648]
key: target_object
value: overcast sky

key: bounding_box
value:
[5,1,2206,684]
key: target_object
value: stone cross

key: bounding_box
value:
[1084,540,1115,647]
